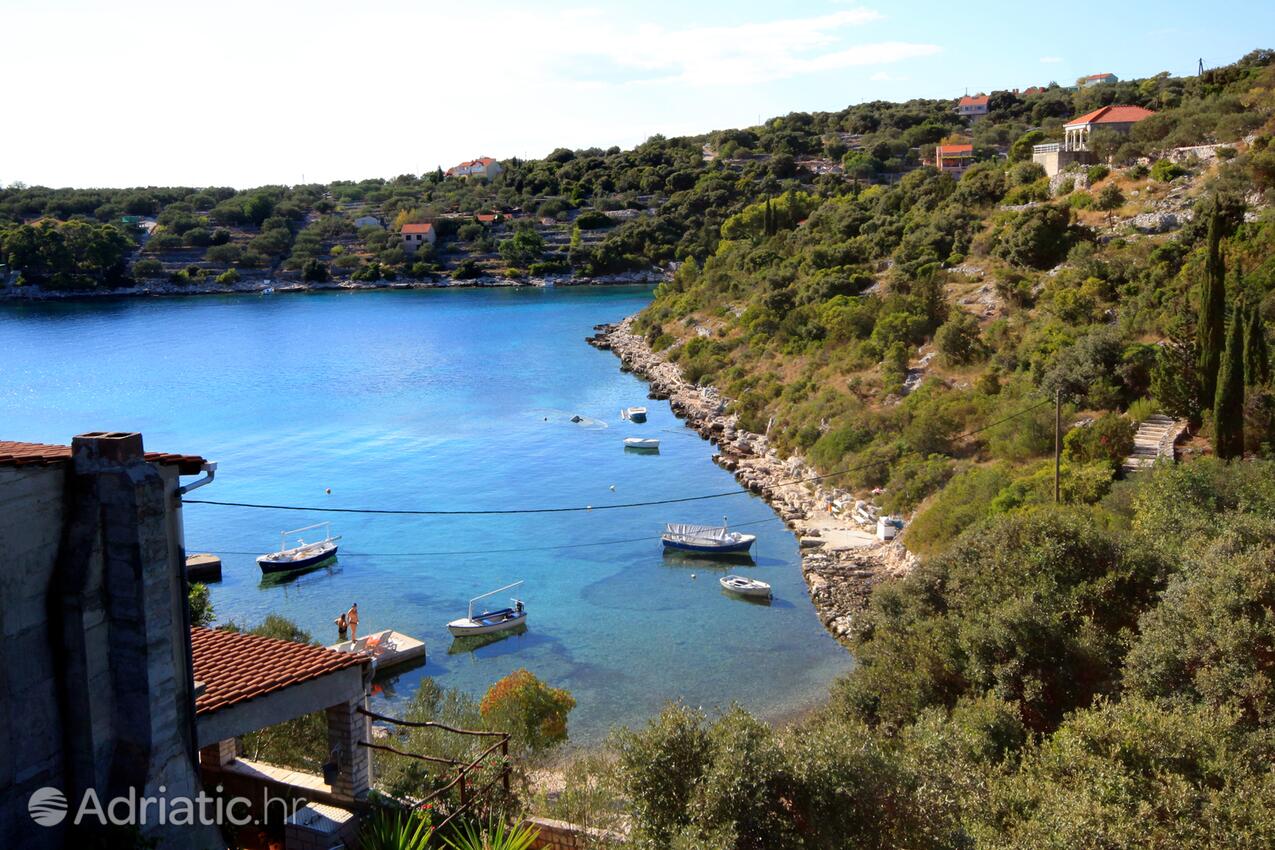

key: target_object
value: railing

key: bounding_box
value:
[1032,143,1061,154]
[357,707,512,833]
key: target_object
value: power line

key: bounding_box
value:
[183,399,1051,517]
[193,517,785,558]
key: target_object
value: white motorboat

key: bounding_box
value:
[719,575,772,598]
[448,582,528,637]
[257,522,340,574]
[621,406,648,422]
[624,437,660,450]
[662,517,756,555]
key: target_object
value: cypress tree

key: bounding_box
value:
[1214,306,1246,459]
[1245,301,1270,386]
[1197,206,1226,405]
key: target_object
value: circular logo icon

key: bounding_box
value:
[28,787,68,827]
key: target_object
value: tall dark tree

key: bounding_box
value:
[1213,307,1246,459]
[1152,319,1202,423]
[1197,206,1227,406]
[1245,301,1270,386]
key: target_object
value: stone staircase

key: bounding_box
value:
[1122,413,1187,473]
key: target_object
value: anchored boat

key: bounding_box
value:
[719,574,772,599]
[621,406,648,422]
[257,522,340,574]
[662,517,756,555]
[448,582,528,637]
[623,437,660,451]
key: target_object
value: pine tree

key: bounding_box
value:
[1152,319,1202,422]
[1214,306,1246,459]
[1197,205,1227,406]
[1245,301,1270,386]
[763,197,775,237]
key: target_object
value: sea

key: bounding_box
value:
[0,285,853,741]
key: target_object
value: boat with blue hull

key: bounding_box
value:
[448,581,528,637]
[257,522,340,574]
[661,518,756,555]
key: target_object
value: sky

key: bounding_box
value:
[2,0,1271,188]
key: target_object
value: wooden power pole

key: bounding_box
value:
[1054,388,1062,503]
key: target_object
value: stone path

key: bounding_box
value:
[1122,413,1188,473]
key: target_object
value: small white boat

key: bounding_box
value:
[257,522,340,574]
[624,437,660,450]
[448,582,527,637]
[720,574,772,599]
[663,517,756,555]
[621,406,648,422]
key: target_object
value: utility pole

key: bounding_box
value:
[1054,388,1062,503]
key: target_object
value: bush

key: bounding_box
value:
[479,668,575,755]
[1094,182,1125,210]
[993,204,1075,269]
[1063,412,1135,467]
[1150,159,1188,182]
[934,312,987,365]
[573,210,615,230]
[215,269,240,285]
[131,257,163,278]
[1086,164,1110,182]
[904,465,1012,555]
[188,583,214,626]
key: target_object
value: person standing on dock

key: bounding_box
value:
[335,612,348,641]
[347,602,359,641]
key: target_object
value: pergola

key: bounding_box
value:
[190,626,373,801]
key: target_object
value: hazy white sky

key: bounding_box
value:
[2,0,1270,188]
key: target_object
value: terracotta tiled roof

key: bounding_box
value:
[401,222,434,234]
[475,213,498,223]
[958,95,989,108]
[937,144,974,156]
[0,439,206,475]
[1084,72,1115,81]
[1066,105,1155,127]
[191,627,368,716]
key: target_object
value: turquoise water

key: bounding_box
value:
[0,287,852,740]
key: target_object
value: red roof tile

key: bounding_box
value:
[1066,105,1154,127]
[937,144,974,156]
[401,222,434,234]
[0,439,206,475]
[957,95,989,108]
[191,626,368,716]
[475,213,498,223]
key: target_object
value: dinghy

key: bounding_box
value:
[624,437,660,450]
[448,582,528,637]
[257,523,340,574]
[662,517,756,555]
[719,574,772,599]
[621,406,648,422]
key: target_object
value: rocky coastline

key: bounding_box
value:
[588,317,917,643]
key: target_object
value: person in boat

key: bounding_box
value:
[347,602,359,641]
[515,600,524,615]
[335,612,348,641]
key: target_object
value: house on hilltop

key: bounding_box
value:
[401,222,436,254]
[1032,104,1155,176]
[934,143,976,177]
[1079,72,1118,87]
[955,94,989,120]
[353,214,383,229]
[446,157,503,180]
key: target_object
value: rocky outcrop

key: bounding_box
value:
[589,318,917,642]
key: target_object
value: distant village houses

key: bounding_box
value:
[446,157,504,180]
[955,94,989,120]
[934,143,976,177]
[400,221,436,253]
[353,214,383,229]
[1032,104,1155,175]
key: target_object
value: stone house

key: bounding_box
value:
[934,143,976,177]
[955,94,989,120]
[1078,72,1118,87]
[401,222,436,254]
[445,157,503,180]
[1032,104,1155,176]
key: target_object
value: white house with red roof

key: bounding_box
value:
[1078,72,1118,87]
[1032,104,1155,176]
[955,94,989,120]
[400,221,436,253]
[446,156,503,180]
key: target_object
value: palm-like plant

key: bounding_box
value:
[359,807,433,850]
[442,818,539,850]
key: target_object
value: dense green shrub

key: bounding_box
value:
[1062,412,1136,466]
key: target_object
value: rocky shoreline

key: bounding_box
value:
[588,317,916,643]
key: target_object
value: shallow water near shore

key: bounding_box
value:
[1,286,852,741]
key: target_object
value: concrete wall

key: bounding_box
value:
[526,816,624,849]
[0,434,215,849]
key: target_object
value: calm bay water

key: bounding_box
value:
[0,286,852,740]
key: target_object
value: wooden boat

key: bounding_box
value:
[624,437,660,450]
[719,575,772,599]
[257,523,340,574]
[621,406,648,422]
[662,517,756,555]
[448,582,528,637]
